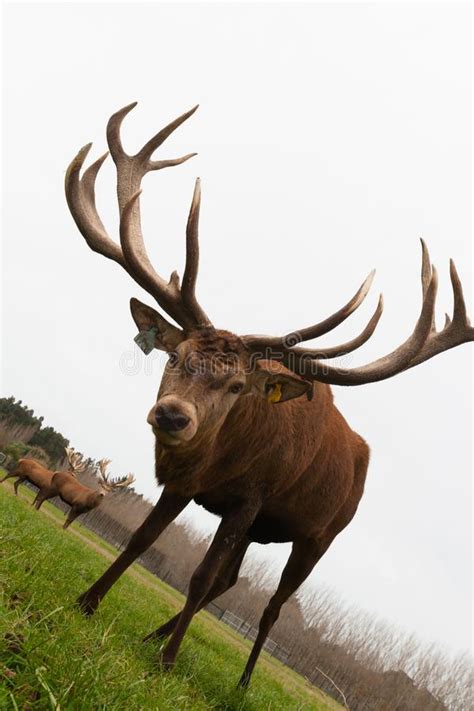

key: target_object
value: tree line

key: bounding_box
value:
[0,396,471,710]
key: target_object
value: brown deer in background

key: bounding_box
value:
[1,449,134,529]
[55,458,135,529]
[0,447,87,509]
[65,104,473,688]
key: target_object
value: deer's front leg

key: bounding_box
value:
[63,507,80,529]
[161,498,261,669]
[77,488,190,615]
[32,491,48,510]
[144,535,250,642]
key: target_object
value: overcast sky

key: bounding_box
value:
[2,3,472,657]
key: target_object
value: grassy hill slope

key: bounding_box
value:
[0,482,342,710]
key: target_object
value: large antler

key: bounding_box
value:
[65,447,88,477]
[244,242,473,386]
[97,458,135,492]
[65,103,211,330]
[402,240,474,370]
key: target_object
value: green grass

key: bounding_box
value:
[0,484,341,710]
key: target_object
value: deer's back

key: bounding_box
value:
[16,459,54,488]
[53,472,91,505]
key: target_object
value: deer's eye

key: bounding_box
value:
[228,382,244,394]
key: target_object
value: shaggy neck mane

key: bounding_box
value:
[155,380,334,496]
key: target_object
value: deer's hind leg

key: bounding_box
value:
[238,537,329,689]
[144,536,250,642]
[13,477,24,496]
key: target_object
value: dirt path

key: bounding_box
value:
[10,484,342,710]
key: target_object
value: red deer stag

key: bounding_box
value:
[0,447,87,509]
[65,103,473,688]
[54,458,135,529]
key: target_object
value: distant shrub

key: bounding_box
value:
[29,426,69,465]
[2,442,51,469]
[23,445,51,468]
[3,441,29,465]
[0,397,69,465]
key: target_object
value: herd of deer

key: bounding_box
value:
[4,103,472,692]
[1,448,135,529]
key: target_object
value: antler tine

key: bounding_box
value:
[101,472,136,492]
[106,102,137,161]
[64,448,78,479]
[288,294,384,360]
[112,473,136,490]
[150,153,198,171]
[243,270,376,350]
[403,255,473,371]
[450,258,468,325]
[81,152,110,216]
[420,238,432,297]
[137,104,199,167]
[181,179,212,326]
[97,458,112,482]
[420,238,436,332]
[65,145,126,268]
[65,447,75,472]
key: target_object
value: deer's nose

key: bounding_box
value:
[155,404,190,432]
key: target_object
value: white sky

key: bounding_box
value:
[2,2,472,656]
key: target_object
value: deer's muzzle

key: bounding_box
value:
[148,397,197,444]
[155,404,190,432]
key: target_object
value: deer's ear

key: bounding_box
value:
[250,364,312,403]
[130,298,184,353]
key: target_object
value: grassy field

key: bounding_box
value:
[0,482,342,710]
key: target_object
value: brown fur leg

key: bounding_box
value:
[161,501,260,669]
[144,537,250,642]
[238,538,329,689]
[76,489,190,616]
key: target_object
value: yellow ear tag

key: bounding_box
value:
[267,383,282,403]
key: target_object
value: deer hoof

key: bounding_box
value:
[160,650,176,672]
[237,672,251,690]
[76,593,98,616]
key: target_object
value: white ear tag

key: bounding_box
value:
[134,328,158,355]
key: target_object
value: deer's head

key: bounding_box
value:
[130,300,310,446]
[65,104,473,449]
